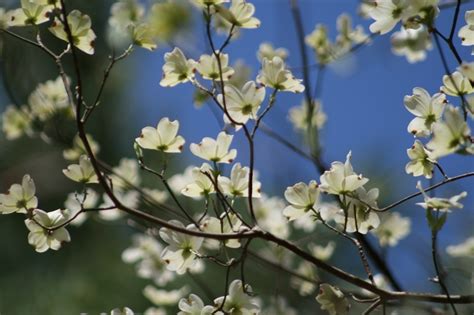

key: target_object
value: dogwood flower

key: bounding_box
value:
[1,105,31,140]
[63,134,100,161]
[195,53,234,81]
[288,99,327,131]
[367,0,412,35]
[144,286,188,306]
[159,220,203,274]
[459,61,474,82]
[181,163,215,198]
[404,87,446,137]
[111,307,135,315]
[190,132,237,163]
[257,57,305,93]
[446,237,474,258]
[336,13,368,49]
[372,212,411,247]
[283,181,320,221]
[291,262,318,296]
[336,187,380,234]
[28,76,70,121]
[310,241,336,261]
[218,163,261,198]
[49,10,97,55]
[228,60,252,89]
[169,166,195,194]
[178,294,215,315]
[440,71,473,96]
[136,117,185,153]
[253,194,289,238]
[214,280,259,314]
[316,284,350,315]
[160,48,196,87]
[131,23,157,51]
[458,10,474,54]
[201,213,242,248]
[0,174,38,214]
[7,0,53,27]
[110,158,141,190]
[305,24,332,64]
[216,0,260,29]
[405,140,435,178]
[64,189,98,226]
[25,209,71,253]
[217,81,265,125]
[109,0,144,31]
[98,190,139,220]
[391,26,432,63]
[192,0,229,6]
[122,234,175,286]
[63,155,99,184]
[416,181,467,212]
[426,105,471,158]
[257,42,288,61]
[320,152,369,195]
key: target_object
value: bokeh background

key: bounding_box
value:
[0,0,473,314]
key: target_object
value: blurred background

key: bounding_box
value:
[0,0,473,314]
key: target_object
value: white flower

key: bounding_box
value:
[217,81,265,125]
[426,105,471,158]
[336,13,369,48]
[159,220,203,274]
[446,237,474,258]
[63,155,99,184]
[404,87,446,137]
[0,174,38,214]
[214,280,259,314]
[25,209,71,253]
[405,140,435,178]
[122,234,175,286]
[291,262,318,296]
[144,286,188,306]
[169,166,195,194]
[416,181,467,212]
[320,151,368,195]
[190,132,237,163]
[458,10,474,54]
[7,0,54,27]
[257,57,305,93]
[218,163,261,198]
[160,48,196,87]
[131,23,157,51]
[316,284,350,315]
[391,26,432,63]
[310,241,336,261]
[64,189,98,226]
[288,99,327,131]
[305,24,332,64]
[257,42,288,61]
[1,105,31,140]
[367,0,412,35]
[111,307,134,315]
[28,76,70,121]
[372,212,411,247]
[196,53,234,81]
[192,0,229,6]
[335,187,380,234]
[228,59,252,89]
[440,71,474,96]
[98,190,139,220]
[178,294,215,315]
[283,181,320,221]
[63,134,100,161]
[254,194,289,239]
[136,117,185,153]
[181,163,215,198]
[459,61,474,82]
[49,10,97,55]
[110,158,141,190]
[201,213,242,249]
[144,308,167,315]
[216,0,260,29]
